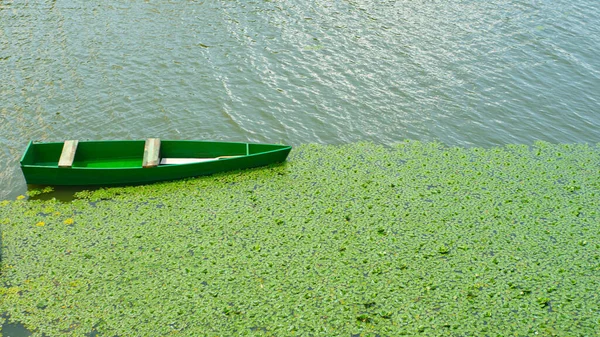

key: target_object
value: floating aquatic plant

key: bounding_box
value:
[0,141,599,336]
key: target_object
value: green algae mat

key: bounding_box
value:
[1,142,599,336]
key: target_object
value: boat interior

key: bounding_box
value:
[21,139,281,168]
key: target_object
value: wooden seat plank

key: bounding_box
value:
[142,138,161,168]
[58,140,78,168]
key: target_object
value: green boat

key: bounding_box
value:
[20,139,292,186]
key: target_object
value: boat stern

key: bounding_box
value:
[19,141,35,166]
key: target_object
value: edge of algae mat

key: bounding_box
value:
[1,141,599,336]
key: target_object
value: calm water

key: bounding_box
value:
[1,0,599,200]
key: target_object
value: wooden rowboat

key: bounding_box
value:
[20,139,292,186]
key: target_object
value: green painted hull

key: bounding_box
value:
[20,140,292,186]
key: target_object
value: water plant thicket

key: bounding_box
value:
[1,142,599,336]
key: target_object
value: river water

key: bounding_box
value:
[1,0,599,200]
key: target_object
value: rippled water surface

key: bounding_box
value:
[1,0,599,199]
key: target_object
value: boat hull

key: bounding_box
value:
[20,140,291,186]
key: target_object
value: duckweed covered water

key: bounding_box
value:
[1,142,599,336]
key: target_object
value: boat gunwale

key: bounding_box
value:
[20,140,292,170]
